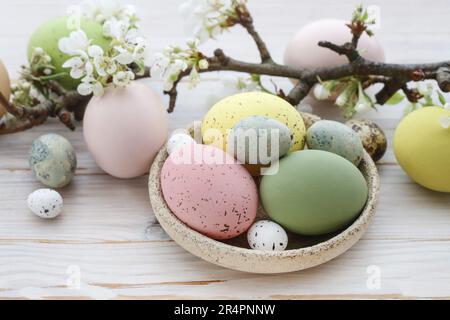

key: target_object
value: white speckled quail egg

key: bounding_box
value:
[247,220,288,251]
[167,133,196,155]
[27,189,63,219]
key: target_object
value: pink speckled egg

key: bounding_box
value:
[161,143,258,240]
[284,19,385,70]
[83,82,168,178]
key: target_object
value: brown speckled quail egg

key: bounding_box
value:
[27,189,63,219]
[247,220,288,251]
[345,119,387,162]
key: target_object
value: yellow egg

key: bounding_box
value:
[0,59,11,118]
[394,107,450,192]
[202,92,306,153]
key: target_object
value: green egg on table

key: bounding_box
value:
[306,120,364,165]
[27,16,111,90]
[260,150,368,236]
[29,134,77,188]
[227,115,293,165]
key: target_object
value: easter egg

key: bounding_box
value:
[28,16,111,90]
[284,19,385,71]
[161,143,258,240]
[227,116,292,165]
[346,119,387,162]
[300,112,321,129]
[27,189,63,219]
[202,91,306,157]
[167,133,196,155]
[83,82,168,179]
[0,59,11,118]
[306,120,364,165]
[29,134,77,188]
[260,150,368,236]
[284,19,385,99]
[247,220,288,251]
[394,107,450,192]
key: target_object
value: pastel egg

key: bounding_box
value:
[394,107,450,192]
[346,119,387,162]
[306,120,364,165]
[83,82,168,179]
[227,116,293,165]
[167,133,196,155]
[28,189,63,219]
[28,17,111,90]
[260,150,368,236]
[202,92,306,154]
[29,134,77,188]
[247,220,288,251]
[284,19,385,71]
[161,144,258,240]
[0,59,11,118]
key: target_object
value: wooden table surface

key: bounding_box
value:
[1,0,450,300]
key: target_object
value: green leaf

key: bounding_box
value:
[386,91,405,105]
[438,91,447,106]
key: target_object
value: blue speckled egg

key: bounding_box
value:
[29,134,77,188]
[227,116,293,165]
[306,120,364,165]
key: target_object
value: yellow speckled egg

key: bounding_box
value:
[0,59,11,118]
[202,91,306,155]
[394,107,450,192]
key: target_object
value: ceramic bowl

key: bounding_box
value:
[149,120,380,274]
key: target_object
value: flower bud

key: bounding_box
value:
[313,84,331,100]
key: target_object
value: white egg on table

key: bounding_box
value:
[247,220,288,251]
[27,189,63,219]
[167,133,196,155]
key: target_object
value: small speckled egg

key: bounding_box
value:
[346,119,387,162]
[300,112,321,130]
[27,189,63,219]
[227,116,293,165]
[161,143,258,240]
[29,134,77,188]
[0,59,11,118]
[307,120,364,165]
[260,150,368,236]
[202,92,306,153]
[167,133,196,155]
[247,220,288,251]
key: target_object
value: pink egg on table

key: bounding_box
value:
[83,82,168,179]
[284,19,385,70]
[161,144,258,240]
[284,19,385,100]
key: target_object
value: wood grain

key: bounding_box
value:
[0,0,450,299]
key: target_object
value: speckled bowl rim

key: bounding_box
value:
[149,122,380,274]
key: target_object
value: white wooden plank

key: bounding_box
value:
[1,239,450,299]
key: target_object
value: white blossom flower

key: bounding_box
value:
[59,1,148,96]
[58,30,90,56]
[113,70,135,87]
[313,84,331,100]
[198,58,209,70]
[77,76,104,96]
[78,0,137,25]
[444,103,450,110]
[62,56,91,79]
[335,92,349,107]
[355,82,374,114]
[179,0,247,42]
